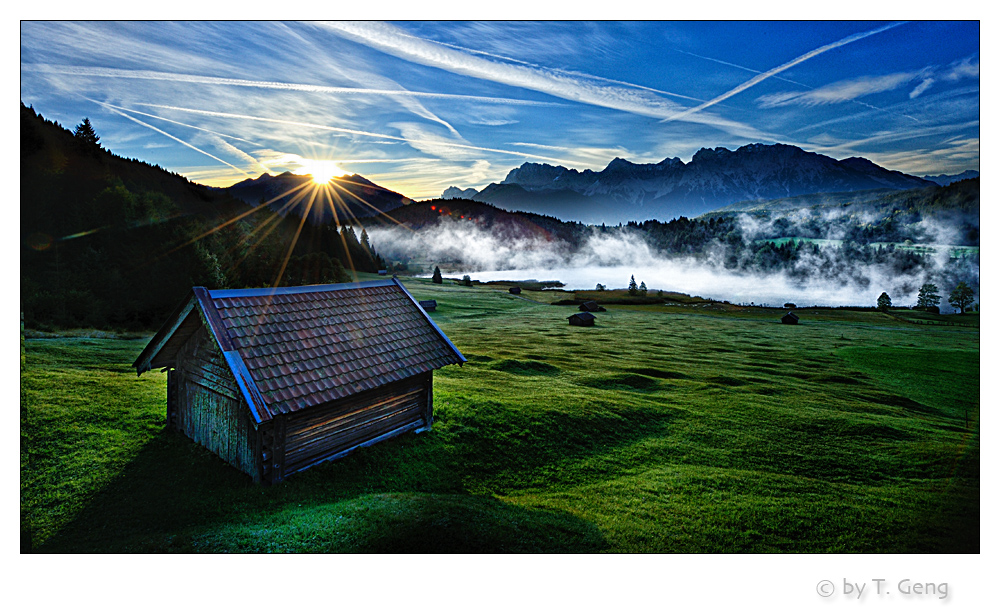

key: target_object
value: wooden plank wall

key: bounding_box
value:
[175,326,257,478]
[282,373,431,476]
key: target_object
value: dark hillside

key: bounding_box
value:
[20,103,382,329]
[358,198,588,246]
[214,171,413,224]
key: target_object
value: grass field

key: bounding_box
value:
[20,276,979,553]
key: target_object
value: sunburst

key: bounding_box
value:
[143,161,415,291]
[297,159,347,184]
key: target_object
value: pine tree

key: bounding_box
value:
[628,275,638,296]
[916,283,941,309]
[877,291,892,311]
[639,281,647,296]
[432,266,443,284]
[74,118,100,149]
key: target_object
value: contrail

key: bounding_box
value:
[135,102,581,165]
[662,22,908,123]
[316,21,765,138]
[27,64,561,107]
[426,35,707,103]
[90,99,252,178]
[98,100,263,146]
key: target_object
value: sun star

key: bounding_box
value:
[299,159,346,184]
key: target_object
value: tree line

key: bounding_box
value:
[878,281,976,314]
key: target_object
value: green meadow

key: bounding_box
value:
[21,276,979,553]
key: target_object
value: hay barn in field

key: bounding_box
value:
[509,286,521,294]
[781,312,799,325]
[579,301,606,312]
[568,312,596,327]
[133,279,465,485]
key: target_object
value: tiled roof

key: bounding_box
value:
[136,279,464,423]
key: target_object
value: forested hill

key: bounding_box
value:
[709,177,980,218]
[20,103,386,330]
[358,198,588,245]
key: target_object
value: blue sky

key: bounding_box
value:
[20,20,980,199]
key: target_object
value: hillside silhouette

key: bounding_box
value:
[20,103,385,330]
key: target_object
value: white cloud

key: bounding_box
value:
[758,72,917,108]
[942,56,979,81]
[909,78,935,99]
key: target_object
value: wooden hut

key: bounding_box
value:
[133,279,465,484]
[419,300,437,312]
[509,286,521,295]
[781,312,799,325]
[568,312,596,327]
[579,300,606,312]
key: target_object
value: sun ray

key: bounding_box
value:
[326,181,415,233]
[221,195,306,275]
[272,189,319,288]
[320,185,359,280]
[154,180,315,262]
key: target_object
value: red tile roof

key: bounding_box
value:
[135,279,464,423]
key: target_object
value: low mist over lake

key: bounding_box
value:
[444,265,912,308]
[368,214,978,311]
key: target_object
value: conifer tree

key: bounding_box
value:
[877,291,892,311]
[74,118,100,148]
[639,281,647,296]
[432,266,443,284]
[628,275,638,296]
[916,283,941,309]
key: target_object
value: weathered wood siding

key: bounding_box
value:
[175,326,257,478]
[168,323,438,484]
[282,372,431,477]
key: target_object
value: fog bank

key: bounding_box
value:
[368,218,977,310]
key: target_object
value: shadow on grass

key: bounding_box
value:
[37,430,262,553]
[185,492,607,554]
[37,421,612,553]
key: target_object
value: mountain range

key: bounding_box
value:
[443,143,940,224]
[921,170,979,186]
[212,172,412,224]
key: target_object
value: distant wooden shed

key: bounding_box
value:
[509,286,521,295]
[419,300,437,312]
[133,279,465,484]
[568,312,596,327]
[579,301,606,312]
[781,312,799,325]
